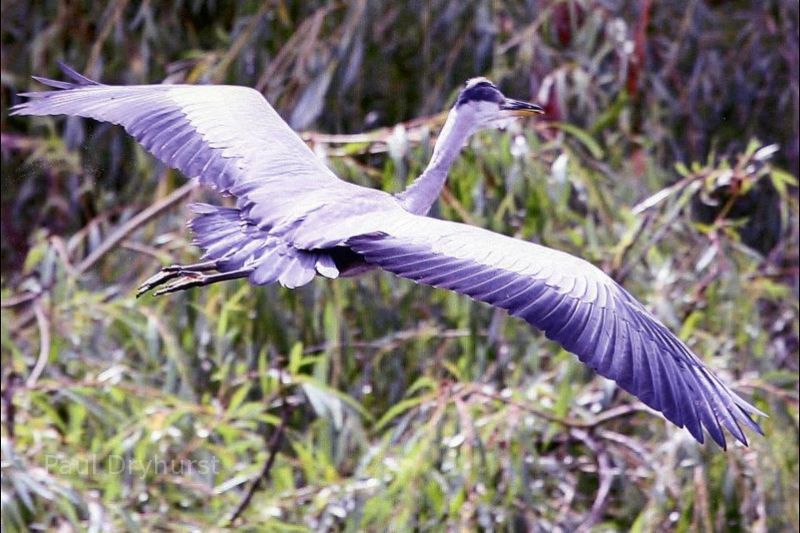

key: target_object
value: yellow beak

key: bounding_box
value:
[500,98,545,117]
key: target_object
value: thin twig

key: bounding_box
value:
[617,196,688,282]
[737,378,799,407]
[211,1,272,83]
[467,385,649,429]
[597,429,650,463]
[86,0,130,79]
[26,299,51,387]
[612,211,654,283]
[2,372,22,439]
[76,181,198,275]
[254,4,339,93]
[302,325,477,354]
[0,292,39,309]
[572,429,614,532]
[693,465,713,533]
[302,111,447,151]
[120,240,175,263]
[226,393,291,526]
[441,186,477,226]
[50,235,79,278]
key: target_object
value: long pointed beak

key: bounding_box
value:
[500,98,545,117]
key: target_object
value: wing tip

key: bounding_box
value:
[27,63,99,92]
[30,76,73,90]
[699,394,764,449]
[11,64,103,116]
[8,103,27,116]
[15,62,101,99]
[56,62,101,86]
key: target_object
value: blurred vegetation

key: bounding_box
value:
[1,0,799,531]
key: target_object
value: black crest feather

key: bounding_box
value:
[456,78,503,107]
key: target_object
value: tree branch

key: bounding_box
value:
[226,393,291,526]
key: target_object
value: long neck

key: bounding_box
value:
[397,109,472,215]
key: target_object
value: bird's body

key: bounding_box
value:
[11,65,764,448]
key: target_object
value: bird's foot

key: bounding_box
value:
[137,263,253,297]
[136,260,218,298]
[150,272,209,296]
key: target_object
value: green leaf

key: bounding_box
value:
[375,395,427,431]
[553,122,605,159]
[770,167,799,196]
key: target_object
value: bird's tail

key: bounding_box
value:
[188,203,338,288]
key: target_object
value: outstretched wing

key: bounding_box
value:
[346,213,764,448]
[9,64,350,228]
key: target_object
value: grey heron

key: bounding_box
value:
[11,65,764,448]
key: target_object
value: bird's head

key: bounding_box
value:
[454,77,544,132]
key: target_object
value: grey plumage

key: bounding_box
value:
[11,65,764,448]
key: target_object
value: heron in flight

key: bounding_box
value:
[12,65,764,448]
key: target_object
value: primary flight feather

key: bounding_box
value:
[11,65,764,448]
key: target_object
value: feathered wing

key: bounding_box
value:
[9,64,351,230]
[345,212,764,448]
[10,64,362,286]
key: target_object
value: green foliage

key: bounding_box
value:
[1,1,798,531]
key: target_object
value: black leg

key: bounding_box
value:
[151,268,253,296]
[162,260,219,273]
[137,260,220,297]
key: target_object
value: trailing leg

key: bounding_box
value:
[149,268,253,297]
[137,260,220,297]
